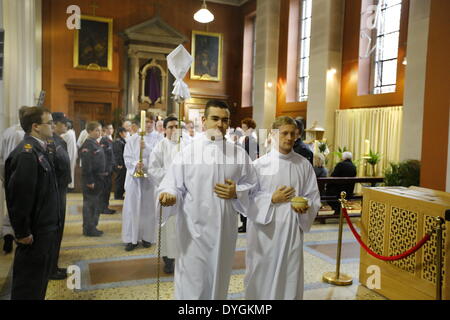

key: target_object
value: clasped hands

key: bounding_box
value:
[271,186,309,214]
[159,179,237,207]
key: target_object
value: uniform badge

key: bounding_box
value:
[24,144,33,153]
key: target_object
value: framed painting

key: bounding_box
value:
[74,15,113,71]
[190,30,222,81]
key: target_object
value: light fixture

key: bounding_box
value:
[194,0,214,23]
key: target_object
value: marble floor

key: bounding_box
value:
[0,193,387,300]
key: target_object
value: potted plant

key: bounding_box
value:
[384,160,420,187]
[366,149,381,177]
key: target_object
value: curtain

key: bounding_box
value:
[333,106,403,181]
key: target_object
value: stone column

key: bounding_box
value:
[306,0,344,148]
[2,0,42,127]
[127,51,139,115]
[252,0,281,134]
[399,0,431,162]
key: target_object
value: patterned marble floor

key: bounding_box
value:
[0,193,387,300]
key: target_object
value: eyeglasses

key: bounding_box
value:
[39,120,54,126]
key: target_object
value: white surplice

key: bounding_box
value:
[148,137,187,259]
[122,131,162,244]
[157,135,257,299]
[244,149,321,300]
[0,124,25,237]
[61,129,77,189]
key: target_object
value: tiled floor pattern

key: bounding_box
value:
[0,193,387,300]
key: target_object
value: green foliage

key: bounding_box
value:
[384,160,420,187]
[366,149,381,165]
[330,146,348,161]
[318,141,328,153]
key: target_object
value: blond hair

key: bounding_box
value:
[271,116,296,130]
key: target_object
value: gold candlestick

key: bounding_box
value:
[133,131,148,178]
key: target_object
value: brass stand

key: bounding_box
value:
[133,131,147,178]
[323,191,353,286]
[156,205,162,300]
[435,217,445,300]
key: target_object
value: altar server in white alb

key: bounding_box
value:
[158,100,258,300]
[0,106,28,253]
[148,116,186,274]
[61,122,77,189]
[122,112,162,251]
[244,116,321,300]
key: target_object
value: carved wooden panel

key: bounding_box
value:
[387,207,418,274]
[367,200,386,255]
[422,215,446,284]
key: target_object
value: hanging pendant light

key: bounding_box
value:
[194,0,214,23]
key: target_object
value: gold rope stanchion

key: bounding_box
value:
[323,191,353,286]
[156,205,163,300]
[435,217,445,300]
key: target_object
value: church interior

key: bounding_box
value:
[0,0,449,301]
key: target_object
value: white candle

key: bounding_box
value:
[365,139,370,155]
[140,111,146,132]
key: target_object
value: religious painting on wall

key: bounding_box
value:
[73,15,113,71]
[190,31,222,81]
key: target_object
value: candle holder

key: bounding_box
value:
[133,131,148,178]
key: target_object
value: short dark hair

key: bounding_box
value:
[20,107,51,134]
[295,117,305,135]
[241,118,256,129]
[117,127,127,134]
[204,100,230,118]
[19,106,30,120]
[163,116,178,129]
[86,121,101,133]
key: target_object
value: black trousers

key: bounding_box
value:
[100,173,113,212]
[82,178,103,233]
[240,214,247,229]
[51,186,67,274]
[114,167,126,199]
[11,230,57,300]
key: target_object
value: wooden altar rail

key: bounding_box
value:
[315,176,385,222]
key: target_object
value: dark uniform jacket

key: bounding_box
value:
[113,137,126,168]
[79,138,106,185]
[293,139,313,165]
[49,133,72,190]
[4,135,60,239]
[100,136,115,173]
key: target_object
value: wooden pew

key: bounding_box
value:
[315,176,384,222]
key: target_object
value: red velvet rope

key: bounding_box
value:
[342,207,432,261]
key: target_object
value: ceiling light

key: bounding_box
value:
[194,0,214,24]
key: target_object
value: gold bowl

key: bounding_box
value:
[291,196,309,212]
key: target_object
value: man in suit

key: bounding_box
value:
[5,107,60,299]
[293,118,313,166]
[113,127,127,200]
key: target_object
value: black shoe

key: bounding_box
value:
[238,226,246,233]
[57,267,67,274]
[142,240,152,248]
[49,269,68,280]
[102,208,116,214]
[84,229,102,237]
[125,243,138,251]
[3,234,14,254]
[163,258,175,274]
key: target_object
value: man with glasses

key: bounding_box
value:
[4,107,60,299]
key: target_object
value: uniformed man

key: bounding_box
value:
[113,127,127,200]
[47,112,72,280]
[5,107,60,300]
[79,122,106,237]
[99,123,116,214]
